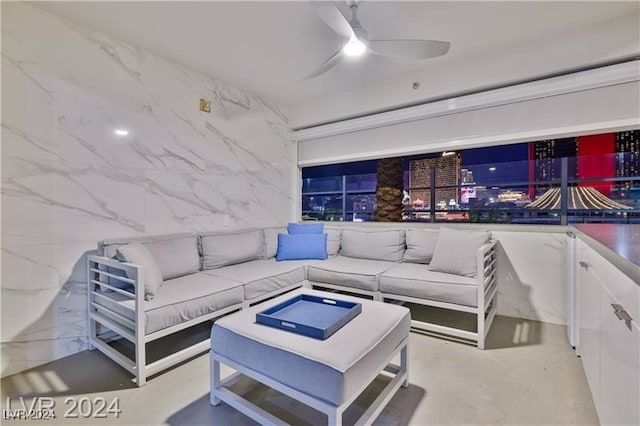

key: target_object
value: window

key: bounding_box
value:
[300,130,640,224]
[302,161,377,222]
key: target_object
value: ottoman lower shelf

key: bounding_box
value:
[209,288,411,425]
[211,340,408,426]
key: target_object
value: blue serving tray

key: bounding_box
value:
[256,294,362,340]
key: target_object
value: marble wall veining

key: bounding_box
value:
[1,3,295,377]
[494,231,567,326]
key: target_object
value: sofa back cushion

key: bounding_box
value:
[99,233,189,258]
[116,243,163,300]
[325,228,341,256]
[428,227,491,277]
[340,228,405,262]
[404,228,440,264]
[200,229,263,269]
[98,233,200,281]
[146,235,200,280]
[263,227,287,259]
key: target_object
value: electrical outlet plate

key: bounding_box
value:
[199,98,211,113]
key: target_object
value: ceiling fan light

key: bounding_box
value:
[343,36,366,57]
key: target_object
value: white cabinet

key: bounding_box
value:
[599,285,639,426]
[578,254,601,408]
[577,240,640,425]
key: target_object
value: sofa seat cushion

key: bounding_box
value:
[94,272,244,334]
[306,256,397,292]
[202,259,310,301]
[379,263,478,307]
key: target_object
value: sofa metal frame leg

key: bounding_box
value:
[401,344,409,388]
[477,308,485,350]
[87,318,97,351]
[135,341,146,386]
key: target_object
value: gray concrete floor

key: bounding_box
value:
[1,314,598,425]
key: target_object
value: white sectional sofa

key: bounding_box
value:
[87,225,497,385]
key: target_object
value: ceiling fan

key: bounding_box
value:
[303,1,451,80]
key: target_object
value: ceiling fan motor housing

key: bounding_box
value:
[351,25,368,43]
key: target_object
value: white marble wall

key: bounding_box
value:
[1,3,294,377]
[493,231,567,325]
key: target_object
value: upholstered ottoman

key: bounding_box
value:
[210,288,411,425]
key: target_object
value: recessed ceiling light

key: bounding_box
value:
[114,129,129,136]
[489,167,497,171]
[343,36,366,57]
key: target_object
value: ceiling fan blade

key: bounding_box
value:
[311,1,354,39]
[368,39,451,60]
[300,46,344,80]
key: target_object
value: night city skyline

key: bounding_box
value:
[302,130,640,224]
[303,130,640,186]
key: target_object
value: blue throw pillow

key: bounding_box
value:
[276,233,328,261]
[287,222,324,234]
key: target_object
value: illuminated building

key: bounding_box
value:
[616,130,640,199]
[529,137,577,197]
[527,187,631,210]
[461,168,475,184]
[529,132,638,199]
[409,154,462,207]
[498,190,526,203]
[577,133,616,196]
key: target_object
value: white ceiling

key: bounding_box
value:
[34,1,639,107]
